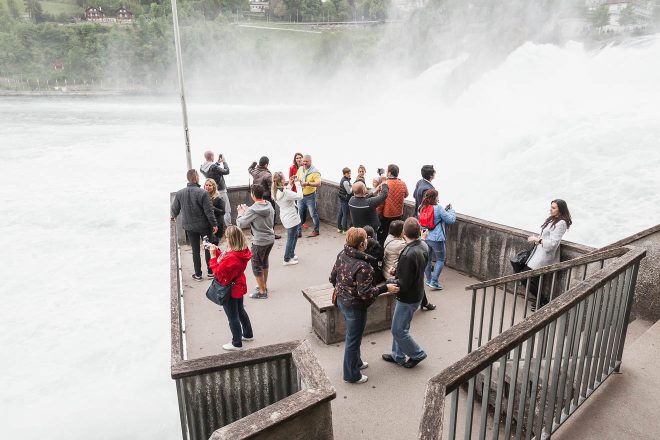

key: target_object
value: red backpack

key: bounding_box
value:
[419,205,436,229]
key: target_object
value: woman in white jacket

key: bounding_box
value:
[272,172,303,265]
[524,199,573,309]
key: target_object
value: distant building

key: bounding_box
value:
[85,6,105,21]
[249,0,269,14]
[116,6,133,22]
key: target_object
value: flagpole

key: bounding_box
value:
[171,0,193,170]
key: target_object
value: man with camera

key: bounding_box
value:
[377,164,408,245]
[296,154,322,237]
[200,150,231,227]
[171,169,218,281]
[249,156,281,239]
[382,217,429,368]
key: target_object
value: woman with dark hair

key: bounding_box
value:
[382,220,406,280]
[330,227,399,384]
[524,199,572,309]
[289,153,303,193]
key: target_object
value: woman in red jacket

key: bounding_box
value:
[289,152,303,192]
[209,225,254,351]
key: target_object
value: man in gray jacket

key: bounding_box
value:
[236,184,275,299]
[171,169,218,281]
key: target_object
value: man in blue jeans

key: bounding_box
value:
[296,154,321,237]
[382,217,430,368]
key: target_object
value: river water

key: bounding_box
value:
[1,37,659,438]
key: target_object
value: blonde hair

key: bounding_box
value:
[205,179,220,199]
[272,171,286,200]
[345,227,367,249]
[225,226,247,251]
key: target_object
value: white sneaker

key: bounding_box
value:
[242,336,254,341]
[222,343,241,351]
[359,362,369,370]
[345,375,368,384]
[283,259,299,266]
[293,255,299,261]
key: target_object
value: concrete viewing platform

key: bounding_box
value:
[180,222,481,439]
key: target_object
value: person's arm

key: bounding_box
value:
[202,192,218,228]
[248,161,257,177]
[342,180,352,194]
[355,266,388,302]
[437,205,457,225]
[540,221,567,250]
[214,162,230,176]
[286,188,303,201]
[395,251,415,293]
[236,207,257,229]
[304,173,321,188]
[213,198,226,217]
[329,254,341,286]
[367,183,389,207]
[171,194,181,219]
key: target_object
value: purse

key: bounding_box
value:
[206,277,236,306]
[510,248,533,273]
[331,288,338,306]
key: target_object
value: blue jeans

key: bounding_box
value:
[424,240,446,284]
[284,225,299,262]
[337,199,349,231]
[338,302,368,382]
[299,192,320,233]
[391,300,426,363]
[222,296,253,347]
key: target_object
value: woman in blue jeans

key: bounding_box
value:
[330,228,399,384]
[272,172,303,265]
[418,189,456,290]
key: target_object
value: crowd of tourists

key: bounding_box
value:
[171,151,572,382]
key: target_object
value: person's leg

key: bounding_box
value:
[222,297,243,347]
[430,240,446,284]
[391,300,426,360]
[284,226,298,261]
[187,230,202,276]
[251,245,267,295]
[299,195,308,227]
[204,227,212,275]
[339,303,367,382]
[390,301,408,364]
[341,200,349,231]
[424,240,434,283]
[309,192,320,232]
[261,243,273,287]
[378,217,392,245]
[219,190,232,226]
[236,297,253,339]
[337,199,343,230]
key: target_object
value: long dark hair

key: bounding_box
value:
[542,199,572,230]
[292,152,303,167]
[420,189,439,210]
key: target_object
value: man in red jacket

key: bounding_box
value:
[378,164,408,245]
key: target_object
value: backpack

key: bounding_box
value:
[419,205,436,229]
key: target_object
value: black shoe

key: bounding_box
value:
[403,352,427,369]
[275,234,282,240]
[382,353,402,365]
[298,231,302,238]
[192,274,203,281]
[207,272,214,279]
[420,303,436,311]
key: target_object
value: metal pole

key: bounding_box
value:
[171,0,193,171]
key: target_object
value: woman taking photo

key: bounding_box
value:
[524,199,572,309]
[272,171,303,265]
[330,227,399,384]
[419,189,456,291]
[208,226,254,351]
[204,178,226,243]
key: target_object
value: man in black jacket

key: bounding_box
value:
[382,217,429,368]
[200,150,231,226]
[171,169,218,281]
[348,181,388,231]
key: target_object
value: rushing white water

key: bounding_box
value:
[1,37,659,438]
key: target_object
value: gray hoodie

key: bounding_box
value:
[236,201,275,246]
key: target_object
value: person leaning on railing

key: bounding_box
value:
[330,227,400,384]
[523,199,573,310]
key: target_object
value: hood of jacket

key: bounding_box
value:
[229,247,252,263]
[200,161,213,174]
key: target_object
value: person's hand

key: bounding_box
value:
[389,266,396,276]
[386,284,400,294]
[528,235,539,244]
[171,217,176,222]
[218,154,225,162]
[237,204,246,215]
[209,244,218,258]
[421,229,429,240]
[212,226,218,234]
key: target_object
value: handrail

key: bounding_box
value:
[418,245,646,440]
[465,247,626,291]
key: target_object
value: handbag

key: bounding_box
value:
[331,288,338,306]
[510,248,533,273]
[206,277,236,306]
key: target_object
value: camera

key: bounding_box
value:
[203,235,212,250]
[377,168,385,176]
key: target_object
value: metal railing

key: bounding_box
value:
[465,247,628,353]
[418,246,645,440]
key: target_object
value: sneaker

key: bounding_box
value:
[283,259,299,266]
[192,274,203,281]
[222,343,241,351]
[382,353,403,365]
[337,228,343,233]
[425,280,443,290]
[275,234,282,240]
[242,336,254,341]
[308,231,320,237]
[293,255,299,261]
[341,230,347,235]
[344,375,368,384]
[250,292,268,299]
[403,352,427,369]
[359,361,369,370]
[420,303,437,311]
[207,272,214,279]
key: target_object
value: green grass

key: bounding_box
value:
[41,1,82,15]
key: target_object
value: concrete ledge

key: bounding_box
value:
[302,283,395,345]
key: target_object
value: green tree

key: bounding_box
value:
[590,5,610,28]
[26,0,45,22]
[6,0,20,19]
[619,5,635,26]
